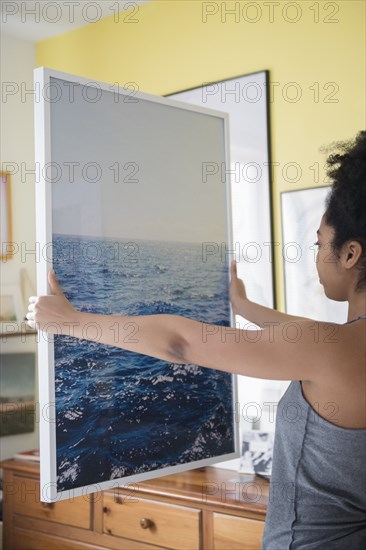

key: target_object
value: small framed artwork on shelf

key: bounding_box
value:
[238,430,275,479]
[0,172,12,260]
[0,352,37,437]
[0,285,25,334]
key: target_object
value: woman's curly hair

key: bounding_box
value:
[320,130,366,292]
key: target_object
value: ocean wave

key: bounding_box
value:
[110,465,128,479]
[63,408,84,421]
[69,437,86,449]
[154,264,168,273]
[151,375,174,385]
[171,364,203,377]
[58,460,80,484]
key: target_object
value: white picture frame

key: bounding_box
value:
[34,67,239,502]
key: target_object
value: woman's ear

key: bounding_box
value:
[343,240,363,269]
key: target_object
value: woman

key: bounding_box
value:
[27,131,366,549]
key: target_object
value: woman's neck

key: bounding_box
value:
[347,290,366,323]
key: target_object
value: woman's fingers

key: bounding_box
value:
[25,302,35,327]
[26,269,63,331]
[48,269,64,296]
[26,301,35,319]
[25,308,36,328]
[27,297,38,329]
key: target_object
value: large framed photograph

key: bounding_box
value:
[167,71,279,460]
[167,71,275,312]
[281,186,347,323]
[35,67,239,502]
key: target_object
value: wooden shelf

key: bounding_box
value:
[0,328,37,338]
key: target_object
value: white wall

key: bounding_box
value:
[1,32,37,293]
[0,33,39,462]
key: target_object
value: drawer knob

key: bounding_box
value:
[103,506,111,514]
[140,517,154,529]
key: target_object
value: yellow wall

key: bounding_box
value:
[36,0,365,309]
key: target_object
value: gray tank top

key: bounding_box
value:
[262,324,366,549]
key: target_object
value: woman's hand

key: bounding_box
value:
[26,269,78,333]
[229,259,248,315]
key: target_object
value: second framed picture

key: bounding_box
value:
[281,186,347,323]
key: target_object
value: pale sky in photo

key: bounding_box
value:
[51,77,230,244]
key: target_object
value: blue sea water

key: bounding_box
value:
[53,234,235,492]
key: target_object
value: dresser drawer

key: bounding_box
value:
[12,527,105,550]
[10,475,91,530]
[103,493,201,549]
[213,512,264,550]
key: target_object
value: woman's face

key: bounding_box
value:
[315,215,347,301]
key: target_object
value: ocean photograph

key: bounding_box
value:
[53,234,235,491]
[48,77,236,494]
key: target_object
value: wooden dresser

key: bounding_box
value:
[1,460,269,549]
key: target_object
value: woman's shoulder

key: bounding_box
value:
[292,318,365,353]
[299,319,366,428]
[279,317,365,380]
[337,318,366,358]
[312,318,365,370]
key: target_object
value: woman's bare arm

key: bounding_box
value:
[176,315,341,381]
[28,269,340,383]
[233,298,313,327]
[28,270,183,364]
[230,260,313,327]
